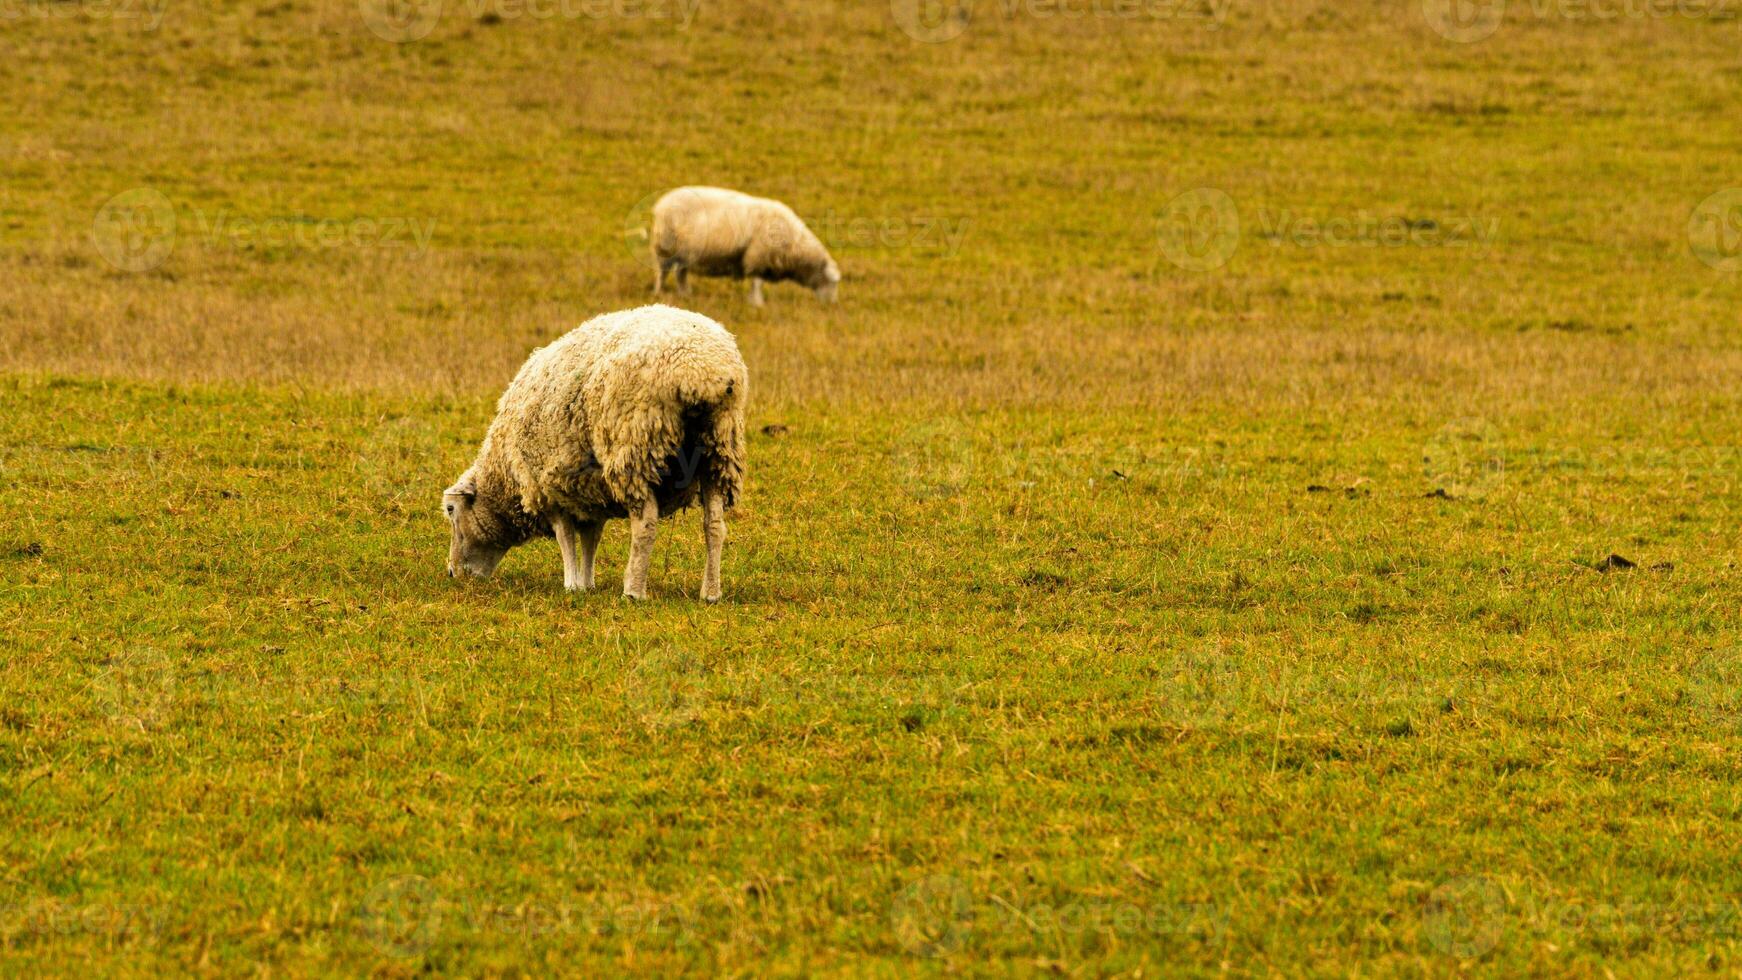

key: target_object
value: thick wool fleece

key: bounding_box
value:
[463,305,748,542]
[651,186,838,288]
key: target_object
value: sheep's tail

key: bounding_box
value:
[589,328,747,511]
[675,371,747,510]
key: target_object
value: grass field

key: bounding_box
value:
[4,0,1742,974]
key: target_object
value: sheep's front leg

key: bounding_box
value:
[576,519,604,590]
[747,277,765,307]
[553,514,582,592]
[700,487,725,603]
[675,266,690,296]
[623,498,659,600]
[652,256,666,295]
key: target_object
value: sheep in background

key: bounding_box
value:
[443,305,748,601]
[650,186,841,306]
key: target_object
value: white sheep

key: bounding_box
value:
[443,305,748,601]
[650,186,841,306]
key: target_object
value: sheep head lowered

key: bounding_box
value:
[811,258,842,303]
[443,472,513,579]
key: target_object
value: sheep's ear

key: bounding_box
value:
[444,475,477,503]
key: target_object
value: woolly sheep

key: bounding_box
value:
[443,305,748,601]
[650,186,841,306]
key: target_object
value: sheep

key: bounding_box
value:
[442,304,748,602]
[650,186,841,306]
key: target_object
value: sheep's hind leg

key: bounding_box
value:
[623,498,659,600]
[747,277,764,307]
[675,266,690,296]
[553,515,582,592]
[577,519,604,590]
[700,486,725,603]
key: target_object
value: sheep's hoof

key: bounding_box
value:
[622,589,648,601]
[701,591,721,604]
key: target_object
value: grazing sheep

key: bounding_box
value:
[443,305,748,601]
[650,186,841,306]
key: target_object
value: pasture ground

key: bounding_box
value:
[3,0,1741,974]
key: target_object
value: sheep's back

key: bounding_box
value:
[484,306,747,519]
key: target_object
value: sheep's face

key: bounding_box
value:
[443,476,509,579]
[812,260,841,303]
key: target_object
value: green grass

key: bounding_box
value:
[3,0,1742,974]
[5,375,1739,974]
